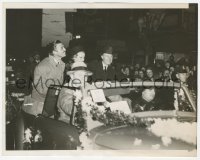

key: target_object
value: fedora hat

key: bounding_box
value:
[67,62,93,76]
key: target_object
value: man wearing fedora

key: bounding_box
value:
[57,61,94,124]
[88,45,131,107]
[88,45,124,83]
[175,65,189,85]
[175,66,194,111]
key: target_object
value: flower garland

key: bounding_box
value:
[73,88,197,150]
[73,89,154,149]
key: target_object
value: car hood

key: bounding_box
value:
[89,125,196,150]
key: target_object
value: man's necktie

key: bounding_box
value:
[104,66,107,72]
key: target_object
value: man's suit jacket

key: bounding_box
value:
[88,60,124,82]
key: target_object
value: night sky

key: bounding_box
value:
[6,9,42,59]
[6,7,197,62]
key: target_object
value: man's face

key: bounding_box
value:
[146,69,153,79]
[139,71,144,78]
[177,73,187,83]
[101,53,113,65]
[134,70,139,76]
[53,43,66,58]
[170,66,175,72]
[165,62,170,69]
[164,70,170,77]
[35,54,40,61]
[141,67,146,72]
[135,63,140,69]
[29,57,34,63]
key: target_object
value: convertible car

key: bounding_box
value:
[6,81,197,151]
[87,82,197,151]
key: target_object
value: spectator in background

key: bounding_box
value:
[135,63,140,71]
[121,65,130,80]
[187,65,197,91]
[169,66,177,82]
[141,66,146,72]
[134,75,142,82]
[164,61,170,70]
[130,65,134,73]
[162,69,171,82]
[138,70,145,80]
[123,66,130,80]
[154,61,163,80]
[26,54,39,95]
[27,56,35,79]
[34,52,41,64]
[121,64,126,75]
[185,66,191,77]
[168,54,176,67]
[112,53,121,73]
[175,64,180,72]
[175,66,189,85]
[129,65,135,80]
[145,67,154,81]
[134,70,139,77]
[169,66,175,74]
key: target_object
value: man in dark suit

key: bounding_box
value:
[88,45,124,82]
[88,45,131,107]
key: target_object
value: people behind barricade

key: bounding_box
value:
[15,40,196,92]
[118,59,196,92]
[18,39,196,118]
[145,67,155,82]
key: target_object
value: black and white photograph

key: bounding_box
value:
[3,2,198,156]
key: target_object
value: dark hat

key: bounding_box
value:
[69,45,85,57]
[176,65,187,73]
[101,45,113,55]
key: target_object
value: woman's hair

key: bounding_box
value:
[47,40,62,55]
[69,45,85,59]
[139,70,144,74]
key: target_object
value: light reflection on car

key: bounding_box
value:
[88,82,197,150]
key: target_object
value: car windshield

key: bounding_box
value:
[126,87,194,113]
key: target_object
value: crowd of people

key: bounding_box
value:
[20,40,197,120]
[25,42,197,92]
[119,58,197,91]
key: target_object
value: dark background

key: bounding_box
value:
[6,5,198,64]
[6,9,42,59]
